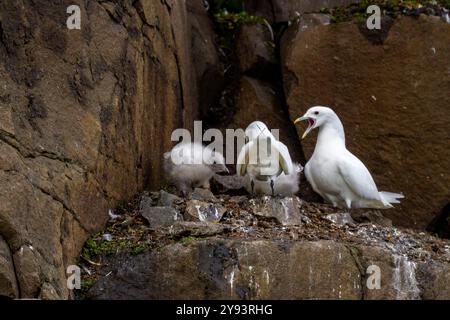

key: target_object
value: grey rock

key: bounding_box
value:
[213,174,245,191]
[140,195,154,211]
[158,190,182,207]
[141,207,183,228]
[325,213,355,226]
[185,200,227,223]
[250,196,303,226]
[191,188,217,202]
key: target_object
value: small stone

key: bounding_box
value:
[325,213,355,226]
[141,207,183,228]
[191,188,217,202]
[185,200,226,222]
[102,233,113,242]
[39,283,60,300]
[140,195,153,210]
[158,190,182,207]
[301,215,312,224]
[213,174,245,192]
[120,217,134,228]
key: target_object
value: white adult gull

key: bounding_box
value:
[294,106,404,209]
[237,121,295,196]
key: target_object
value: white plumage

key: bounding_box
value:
[237,121,296,196]
[243,163,303,196]
[294,106,404,209]
[164,142,228,194]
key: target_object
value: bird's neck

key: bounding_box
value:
[316,116,346,149]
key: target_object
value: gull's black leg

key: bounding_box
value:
[270,179,275,197]
[251,179,255,196]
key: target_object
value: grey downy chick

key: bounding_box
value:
[164,142,228,195]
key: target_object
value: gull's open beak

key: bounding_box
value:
[293,116,314,139]
[293,116,308,125]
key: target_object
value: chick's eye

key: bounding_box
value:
[314,111,320,115]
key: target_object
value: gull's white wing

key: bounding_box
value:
[236,141,253,176]
[338,152,381,201]
[274,140,294,175]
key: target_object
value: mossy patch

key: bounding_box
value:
[82,238,117,260]
[130,243,148,256]
[180,236,196,246]
[211,0,268,51]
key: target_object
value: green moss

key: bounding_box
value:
[130,244,147,256]
[214,10,265,29]
[82,238,118,259]
[180,236,195,245]
[211,0,268,52]
[81,279,95,292]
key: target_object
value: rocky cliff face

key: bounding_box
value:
[0,0,219,299]
[0,0,449,299]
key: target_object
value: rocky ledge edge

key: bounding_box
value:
[77,187,450,300]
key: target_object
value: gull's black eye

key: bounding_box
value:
[314,111,320,115]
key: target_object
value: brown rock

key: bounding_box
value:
[0,0,210,298]
[87,240,363,299]
[0,236,19,298]
[13,245,43,298]
[39,282,60,300]
[282,15,450,229]
[242,0,275,23]
[236,24,277,75]
[169,221,231,238]
[86,238,450,300]
[186,0,225,118]
[417,261,450,300]
[352,245,421,300]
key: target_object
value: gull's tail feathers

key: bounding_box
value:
[379,191,404,207]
